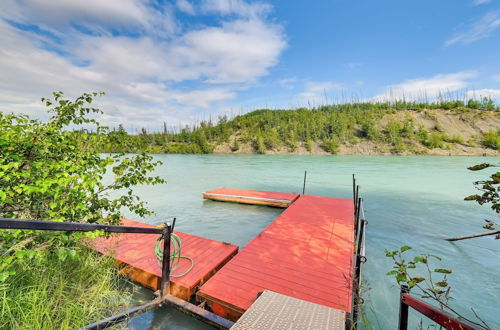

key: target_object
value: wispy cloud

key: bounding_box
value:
[466,89,500,99]
[297,81,344,106]
[201,0,272,18]
[445,11,500,46]
[347,62,363,69]
[177,0,196,15]
[0,0,286,129]
[371,71,478,101]
[472,0,492,6]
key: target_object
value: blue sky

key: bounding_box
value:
[0,0,499,130]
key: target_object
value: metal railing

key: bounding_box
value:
[0,218,233,330]
[398,285,478,330]
[347,174,368,329]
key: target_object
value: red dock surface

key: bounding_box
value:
[197,193,355,321]
[92,219,238,301]
[203,188,299,208]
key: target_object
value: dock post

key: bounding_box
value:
[302,170,307,195]
[352,174,356,206]
[398,285,410,330]
[160,222,172,299]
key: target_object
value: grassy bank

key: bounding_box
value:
[0,246,131,329]
[97,101,500,155]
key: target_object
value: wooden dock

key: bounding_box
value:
[203,188,299,208]
[92,219,238,301]
[197,190,355,321]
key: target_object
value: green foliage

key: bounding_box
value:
[321,138,339,154]
[386,246,488,328]
[0,91,165,282]
[482,130,500,149]
[0,247,132,329]
[423,132,445,149]
[361,121,379,140]
[444,135,464,144]
[464,163,499,238]
[385,247,455,310]
[230,138,240,152]
[305,139,313,152]
[90,100,498,154]
[254,136,266,154]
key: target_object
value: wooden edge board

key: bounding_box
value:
[196,291,247,322]
[202,193,294,208]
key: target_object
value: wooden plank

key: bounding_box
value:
[197,194,355,321]
[91,218,238,301]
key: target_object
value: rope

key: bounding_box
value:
[154,232,194,278]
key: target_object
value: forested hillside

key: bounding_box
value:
[99,100,500,155]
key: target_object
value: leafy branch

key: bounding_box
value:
[385,246,489,329]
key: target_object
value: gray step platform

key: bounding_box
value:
[230,290,346,330]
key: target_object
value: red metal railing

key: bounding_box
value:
[398,285,479,330]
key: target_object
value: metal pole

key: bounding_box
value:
[398,285,410,330]
[160,222,171,299]
[0,218,164,234]
[352,174,356,206]
[302,170,307,195]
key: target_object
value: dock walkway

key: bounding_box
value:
[198,189,355,321]
[92,219,238,301]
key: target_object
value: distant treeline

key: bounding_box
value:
[97,99,500,154]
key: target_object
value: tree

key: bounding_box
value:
[0,91,165,282]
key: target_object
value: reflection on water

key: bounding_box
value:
[114,155,499,329]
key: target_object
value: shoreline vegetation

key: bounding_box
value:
[99,100,500,156]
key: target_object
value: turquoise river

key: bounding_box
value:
[116,155,499,330]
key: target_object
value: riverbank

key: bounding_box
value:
[99,106,500,156]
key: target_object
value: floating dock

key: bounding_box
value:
[92,219,238,301]
[203,188,299,208]
[197,190,355,321]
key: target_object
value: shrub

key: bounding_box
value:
[305,139,313,152]
[361,121,379,140]
[254,136,266,154]
[424,132,445,149]
[482,130,500,149]
[321,138,339,154]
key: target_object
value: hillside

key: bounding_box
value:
[101,102,500,156]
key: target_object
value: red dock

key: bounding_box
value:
[203,188,299,208]
[197,191,355,321]
[92,219,238,301]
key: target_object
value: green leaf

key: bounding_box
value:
[400,245,412,252]
[434,268,452,274]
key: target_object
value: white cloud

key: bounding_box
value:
[466,89,500,99]
[347,62,363,69]
[445,11,500,46]
[0,0,286,128]
[201,0,271,18]
[472,0,492,5]
[371,71,478,102]
[0,0,178,36]
[277,77,297,89]
[177,0,196,15]
[493,74,500,82]
[172,89,235,108]
[297,81,344,106]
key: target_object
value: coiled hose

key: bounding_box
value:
[154,232,194,278]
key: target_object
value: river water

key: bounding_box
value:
[118,155,499,329]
